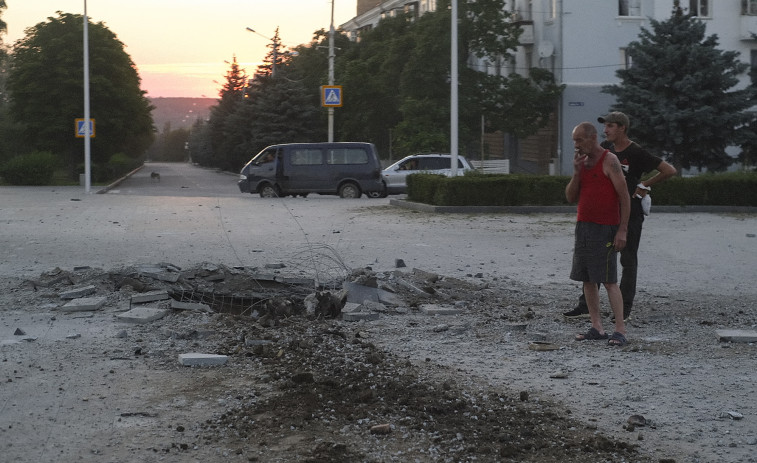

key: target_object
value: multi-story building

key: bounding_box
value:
[341,1,757,174]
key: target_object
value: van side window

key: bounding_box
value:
[326,148,369,165]
[291,149,323,165]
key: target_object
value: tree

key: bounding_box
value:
[7,12,154,172]
[603,1,756,172]
[205,56,247,168]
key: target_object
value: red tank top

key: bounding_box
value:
[577,150,620,225]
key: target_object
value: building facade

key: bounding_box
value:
[341,1,757,174]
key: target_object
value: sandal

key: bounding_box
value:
[608,331,627,346]
[575,327,608,341]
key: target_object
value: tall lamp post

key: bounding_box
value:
[328,0,335,142]
[83,0,91,193]
[450,0,459,176]
[246,27,278,77]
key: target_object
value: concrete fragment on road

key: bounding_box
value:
[419,304,461,316]
[178,353,228,366]
[61,296,107,312]
[130,290,170,304]
[170,300,212,312]
[716,329,757,343]
[117,307,169,324]
[59,285,97,299]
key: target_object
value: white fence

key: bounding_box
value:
[471,159,510,174]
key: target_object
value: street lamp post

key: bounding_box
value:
[246,27,278,77]
[450,0,459,176]
[83,0,91,193]
[328,0,335,142]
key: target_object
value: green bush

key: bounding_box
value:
[406,171,757,207]
[0,151,59,185]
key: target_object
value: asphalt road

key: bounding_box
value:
[1,162,756,297]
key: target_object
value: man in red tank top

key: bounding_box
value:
[566,122,631,346]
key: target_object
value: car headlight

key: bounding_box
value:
[239,174,247,180]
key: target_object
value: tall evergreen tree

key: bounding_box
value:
[206,56,247,168]
[603,1,756,172]
[7,12,154,171]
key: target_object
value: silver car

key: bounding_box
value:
[376,153,473,196]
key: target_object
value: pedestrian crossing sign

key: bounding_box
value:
[321,85,343,107]
[75,118,95,138]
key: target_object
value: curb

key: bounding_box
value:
[96,164,145,194]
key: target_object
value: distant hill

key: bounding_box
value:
[148,97,217,132]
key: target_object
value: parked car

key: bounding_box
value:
[373,153,473,197]
[237,142,384,198]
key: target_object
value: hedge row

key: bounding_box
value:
[406,171,757,207]
[0,152,142,186]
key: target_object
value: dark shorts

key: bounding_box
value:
[570,221,618,284]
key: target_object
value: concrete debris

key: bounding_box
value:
[395,259,406,268]
[419,304,461,316]
[130,290,170,304]
[170,300,212,312]
[59,285,97,300]
[117,307,169,324]
[178,353,228,366]
[61,296,107,312]
[716,329,757,343]
[14,328,26,336]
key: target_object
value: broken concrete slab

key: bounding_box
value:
[419,304,461,316]
[170,300,212,312]
[61,296,107,312]
[130,290,170,304]
[117,307,169,324]
[716,329,757,343]
[59,285,97,300]
[178,353,228,366]
[377,288,404,306]
[344,282,380,304]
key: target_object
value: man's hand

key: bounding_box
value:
[613,229,627,251]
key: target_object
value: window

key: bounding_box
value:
[326,148,368,165]
[290,149,323,166]
[743,0,757,15]
[689,0,709,17]
[619,0,641,16]
[751,50,757,85]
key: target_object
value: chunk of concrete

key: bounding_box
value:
[131,290,170,304]
[419,304,461,316]
[59,285,97,300]
[171,300,212,312]
[117,307,169,324]
[61,296,107,312]
[140,270,180,283]
[178,353,228,366]
[344,282,379,303]
[716,329,757,343]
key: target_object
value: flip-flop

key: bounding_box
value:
[608,331,627,346]
[575,327,608,341]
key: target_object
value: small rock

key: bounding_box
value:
[395,259,406,268]
[370,423,392,435]
[627,414,647,427]
[13,328,26,336]
[726,411,744,420]
[519,391,529,402]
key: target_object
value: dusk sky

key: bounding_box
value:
[3,0,358,98]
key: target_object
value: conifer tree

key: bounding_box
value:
[603,1,756,172]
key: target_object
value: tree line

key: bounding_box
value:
[0,0,755,185]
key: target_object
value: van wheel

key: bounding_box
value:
[259,184,281,198]
[339,182,361,198]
